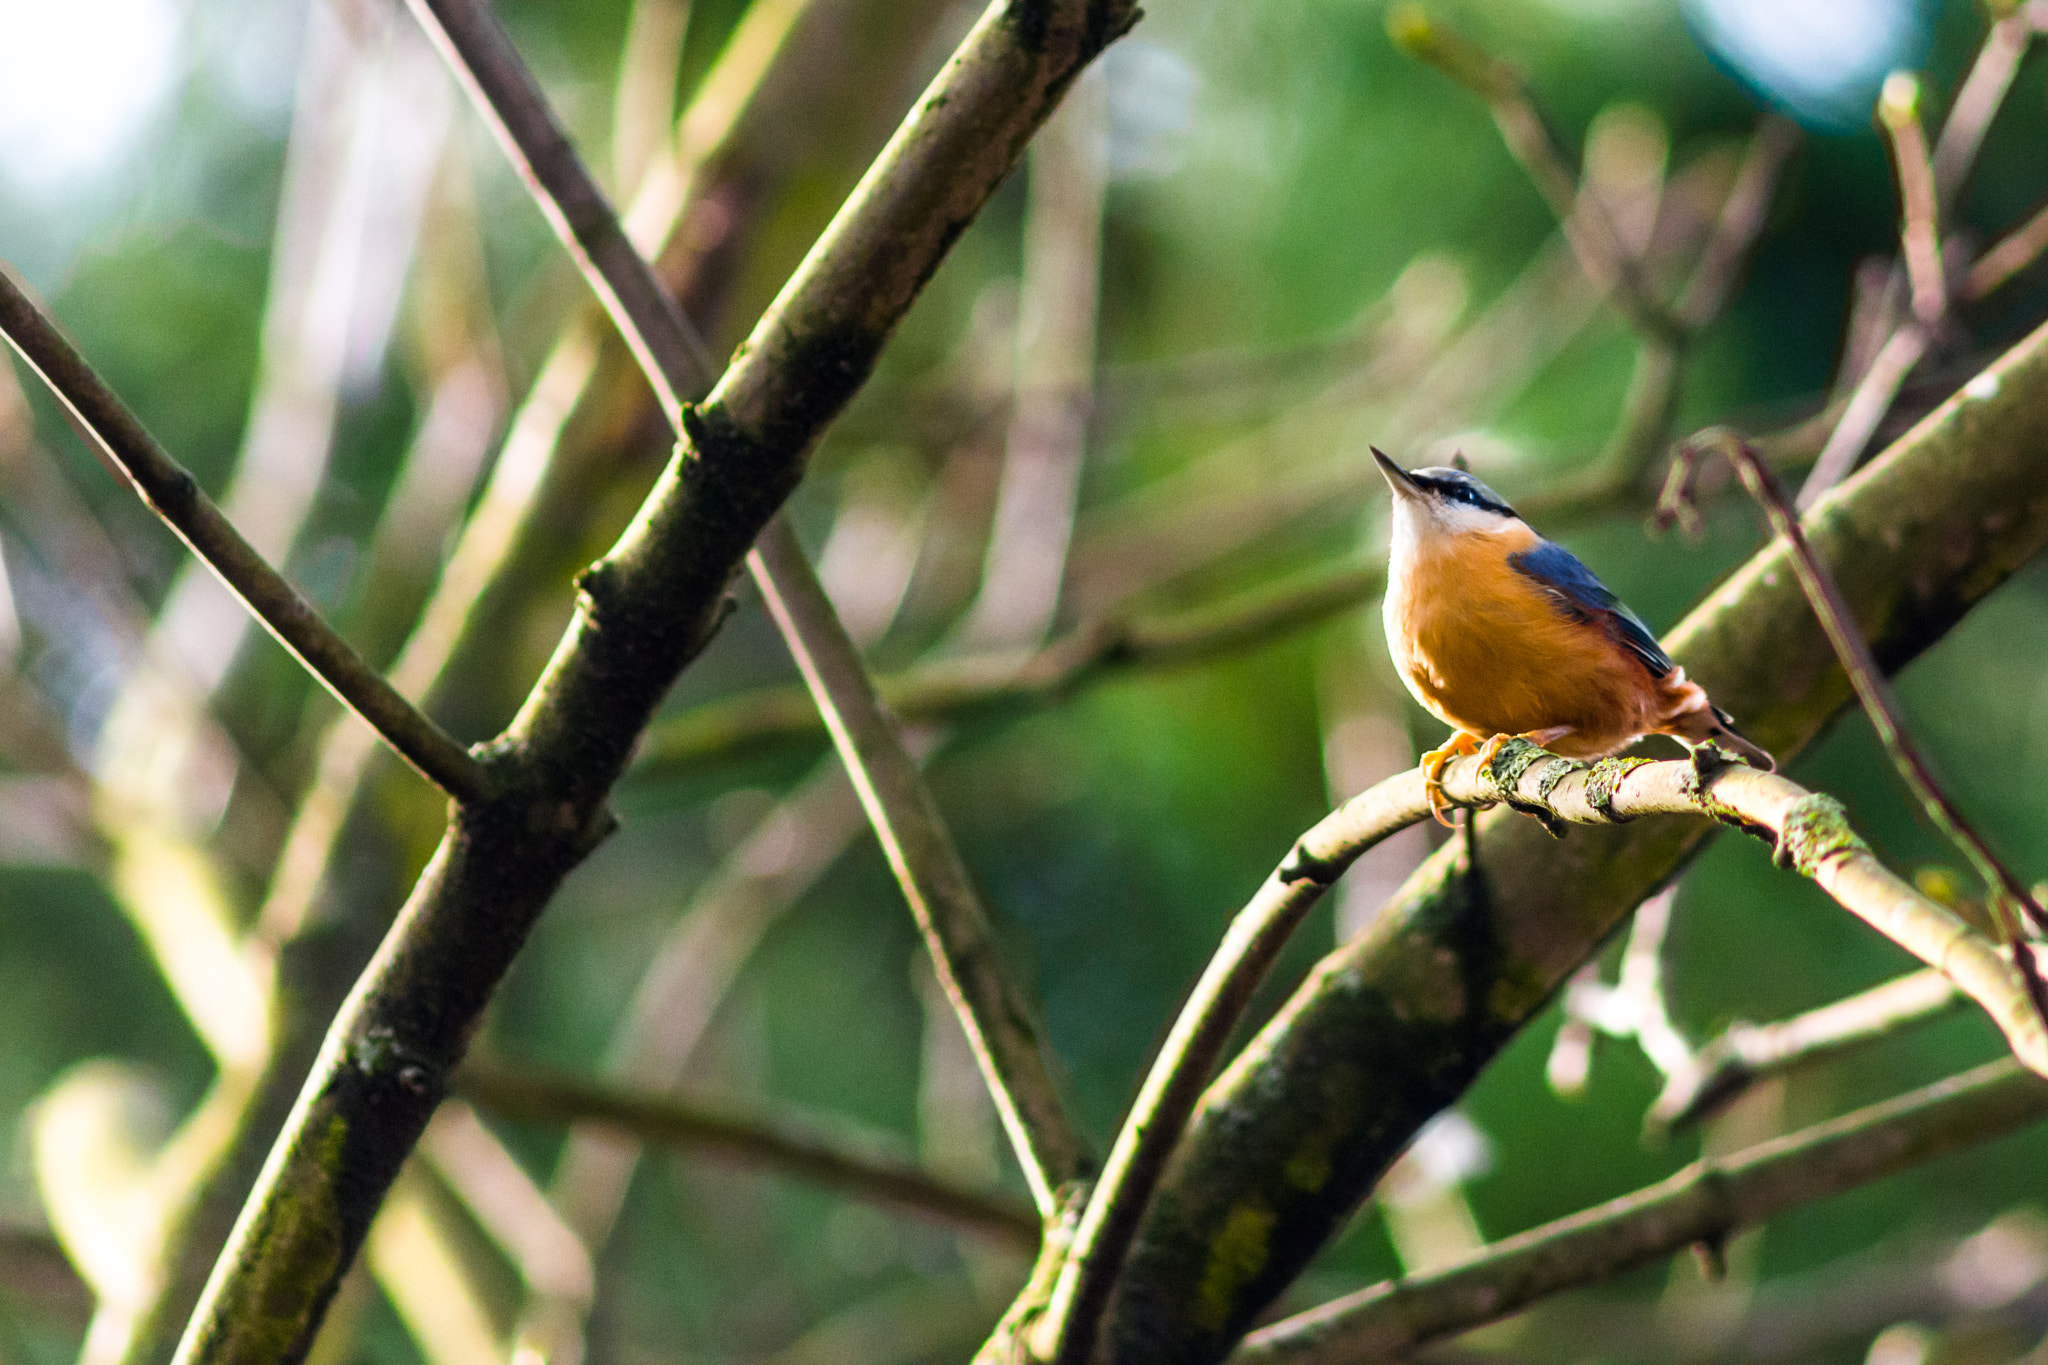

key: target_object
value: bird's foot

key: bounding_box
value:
[1420,732,1485,827]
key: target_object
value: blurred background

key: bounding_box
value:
[2,0,2048,1361]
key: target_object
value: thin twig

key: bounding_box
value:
[409,0,1090,1214]
[1877,74,1946,327]
[1235,1057,2048,1364]
[0,267,492,806]
[1964,198,2048,301]
[753,518,1088,1214]
[635,561,1387,778]
[457,1061,1040,1248]
[1793,322,1929,510]
[1649,966,1969,1132]
[1386,4,1680,343]
[1929,4,2039,212]
[404,0,717,412]
[1673,117,1800,330]
[1664,429,2048,1013]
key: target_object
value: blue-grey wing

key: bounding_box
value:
[1508,540,1674,678]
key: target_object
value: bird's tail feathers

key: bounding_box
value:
[1660,695,1774,771]
[1697,703,1775,771]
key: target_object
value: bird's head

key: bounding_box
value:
[1372,447,1523,546]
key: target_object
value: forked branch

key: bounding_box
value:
[405,0,1091,1215]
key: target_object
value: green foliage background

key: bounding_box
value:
[3,0,2048,1360]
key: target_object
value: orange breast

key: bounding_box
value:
[1383,533,1660,757]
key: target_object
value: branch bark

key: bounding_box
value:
[1092,310,2048,1365]
[169,3,1138,1361]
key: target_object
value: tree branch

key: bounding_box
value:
[456,1060,1042,1249]
[1236,1058,2048,1365]
[1664,429,2048,1009]
[170,3,1136,1360]
[408,0,1091,1215]
[753,518,1089,1213]
[1648,965,1967,1132]
[1034,724,2048,1363]
[0,268,492,806]
[633,562,1388,778]
[1092,308,2048,1365]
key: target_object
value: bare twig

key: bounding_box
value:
[1929,4,2040,211]
[1235,1058,2048,1364]
[1877,74,1945,327]
[457,1060,1042,1248]
[0,268,492,805]
[753,518,1087,1213]
[634,561,1387,778]
[1964,198,2048,301]
[1664,429,2048,1014]
[1673,117,1800,330]
[1793,322,1930,509]
[403,0,717,412]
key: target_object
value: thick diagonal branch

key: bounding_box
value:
[169,4,1137,1362]
[407,0,1090,1214]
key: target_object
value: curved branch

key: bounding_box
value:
[1037,737,2048,1364]
[1236,1058,2048,1365]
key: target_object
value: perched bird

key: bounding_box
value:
[1373,448,1772,824]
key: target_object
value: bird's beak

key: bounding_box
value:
[1372,447,1418,499]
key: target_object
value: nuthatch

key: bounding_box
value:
[1373,448,1772,824]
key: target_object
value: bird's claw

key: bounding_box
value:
[1419,733,1484,827]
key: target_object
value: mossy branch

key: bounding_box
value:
[410,0,1091,1215]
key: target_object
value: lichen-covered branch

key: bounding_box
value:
[1047,736,2048,1365]
[1236,1058,2048,1365]
[0,269,491,806]
[169,3,1139,1361]
[1665,428,2048,1002]
[1093,309,2048,1365]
